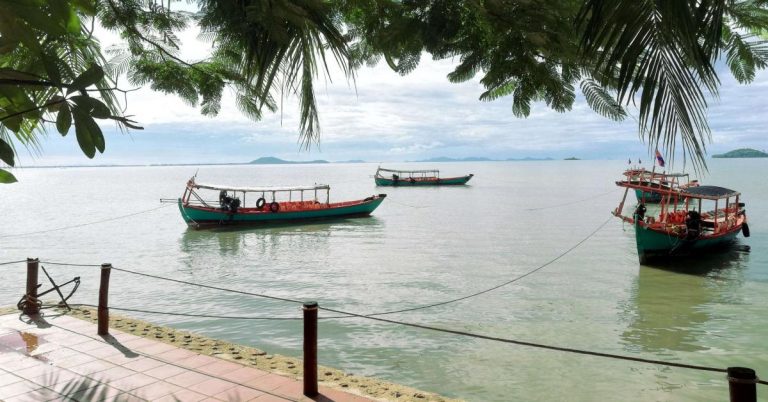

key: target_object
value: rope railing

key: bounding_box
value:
[7,209,765,399]
[0,259,29,266]
[17,258,768,395]
[70,303,320,320]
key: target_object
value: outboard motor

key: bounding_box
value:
[229,197,241,214]
[685,210,701,240]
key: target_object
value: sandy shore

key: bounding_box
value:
[1,305,459,402]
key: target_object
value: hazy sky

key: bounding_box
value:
[20,23,768,167]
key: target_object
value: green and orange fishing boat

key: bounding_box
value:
[613,180,749,264]
[178,177,386,228]
[620,168,699,203]
[374,167,473,186]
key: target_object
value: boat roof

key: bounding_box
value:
[190,181,330,192]
[623,169,690,178]
[680,185,740,199]
[377,167,439,174]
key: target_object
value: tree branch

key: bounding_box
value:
[0,99,67,122]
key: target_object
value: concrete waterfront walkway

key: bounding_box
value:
[0,313,372,401]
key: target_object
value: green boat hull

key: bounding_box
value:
[634,220,740,264]
[375,174,473,186]
[178,196,385,228]
[634,189,663,203]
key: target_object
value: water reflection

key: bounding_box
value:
[621,247,749,353]
[178,216,385,263]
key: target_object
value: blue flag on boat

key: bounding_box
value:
[655,149,665,167]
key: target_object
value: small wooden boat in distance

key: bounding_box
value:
[374,167,473,186]
[614,180,749,264]
[179,177,386,228]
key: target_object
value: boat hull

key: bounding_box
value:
[375,174,473,186]
[634,189,663,203]
[178,196,385,228]
[634,220,741,264]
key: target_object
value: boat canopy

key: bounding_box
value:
[377,167,439,174]
[680,185,740,199]
[190,181,330,193]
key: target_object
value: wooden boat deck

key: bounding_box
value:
[0,313,372,401]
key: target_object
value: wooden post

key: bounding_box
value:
[24,258,39,315]
[303,301,318,397]
[728,367,757,402]
[98,263,112,335]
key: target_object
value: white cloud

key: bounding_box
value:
[28,21,768,165]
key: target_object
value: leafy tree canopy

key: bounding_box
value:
[2,0,768,182]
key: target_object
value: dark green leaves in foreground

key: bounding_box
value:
[71,99,106,158]
[0,138,16,183]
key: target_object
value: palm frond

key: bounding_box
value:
[580,79,627,121]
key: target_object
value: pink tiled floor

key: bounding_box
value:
[0,313,373,401]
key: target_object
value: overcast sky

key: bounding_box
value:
[20,23,768,167]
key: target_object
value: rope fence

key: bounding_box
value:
[3,209,765,400]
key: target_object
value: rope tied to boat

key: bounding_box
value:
[0,203,174,239]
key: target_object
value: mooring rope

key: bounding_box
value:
[357,216,612,317]
[0,203,173,238]
[100,215,611,319]
[525,188,620,211]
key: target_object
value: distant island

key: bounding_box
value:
[412,156,554,162]
[414,156,493,162]
[249,156,330,164]
[564,157,580,160]
[712,148,768,158]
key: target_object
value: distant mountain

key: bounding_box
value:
[564,157,580,160]
[249,156,329,164]
[506,157,554,161]
[415,156,494,162]
[712,148,768,158]
[336,159,366,163]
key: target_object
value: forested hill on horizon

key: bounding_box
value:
[712,148,768,158]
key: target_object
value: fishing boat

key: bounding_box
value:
[619,168,699,203]
[613,181,750,264]
[374,167,473,186]
[178,177,386,228]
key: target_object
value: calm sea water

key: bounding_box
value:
[1,160,766,401]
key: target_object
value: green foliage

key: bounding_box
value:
[0,0,133,180]
[0,168,17,183]
[340,0,768,171]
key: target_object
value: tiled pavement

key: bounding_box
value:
[0,313,372,401]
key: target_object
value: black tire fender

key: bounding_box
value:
[256,197,266,210]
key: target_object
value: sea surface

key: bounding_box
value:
[1,160,766,401]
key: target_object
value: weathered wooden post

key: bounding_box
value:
[23,258,40,315]
[727,367,757,402]
[97,263,112,335]
[303,301,318,397]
